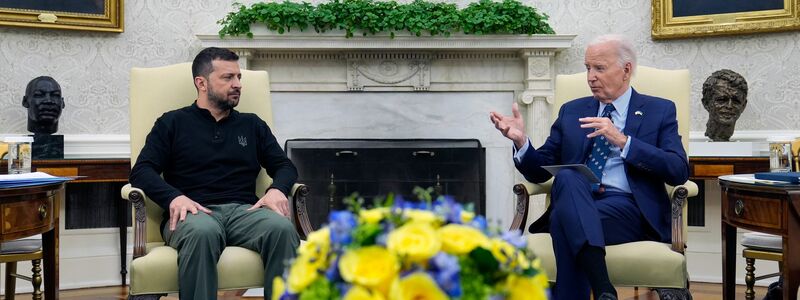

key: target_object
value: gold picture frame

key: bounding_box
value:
[652,0,800,39]
[0,0,123,33]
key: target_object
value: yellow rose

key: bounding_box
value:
[403,209,440,224]
[287,256,319,293]
[339,246,399,289]
[297,227,330,268]
[533,272,549,290]
[516,252,531,269]
[360,207,388,224]
[387,222,441,262]
[271,276,286,300]
[438,224,489,255]
[389,272,448,300]
[489,238,517,265]
[531,257,542,270]
[460,211,475,223]
[344,285,386,300]
[505,274,548,300]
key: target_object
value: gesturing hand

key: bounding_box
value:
[248,188,290,217]
[579,116,628,148]
[489,102,527,149]
[168,195,212,231]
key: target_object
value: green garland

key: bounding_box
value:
[218,0,555,38]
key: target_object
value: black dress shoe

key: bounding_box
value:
[597,292,617,300]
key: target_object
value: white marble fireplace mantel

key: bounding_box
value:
[198,32,575,227]
[198,32,575,146]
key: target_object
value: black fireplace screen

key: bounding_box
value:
[285,139,486,230]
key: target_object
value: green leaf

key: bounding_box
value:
[217,0,554,38]
[469,247,499,273]
[298,277,339,300]
[351,223,383,247]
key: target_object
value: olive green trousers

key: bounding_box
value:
[162,203,300,300]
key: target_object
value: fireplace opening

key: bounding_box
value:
[286,139,486,230]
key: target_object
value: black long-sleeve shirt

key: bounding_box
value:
[129,102,297,210]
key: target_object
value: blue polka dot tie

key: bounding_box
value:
[587,104,616,191]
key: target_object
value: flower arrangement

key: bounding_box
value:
[272,189,549,300]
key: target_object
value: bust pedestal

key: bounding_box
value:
[32,134,64,159]
[689,141,757,157]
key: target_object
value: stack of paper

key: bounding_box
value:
[0,172,72,188]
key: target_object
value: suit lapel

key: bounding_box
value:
[624,88,645,138]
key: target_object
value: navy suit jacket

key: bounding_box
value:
[517,88,689,243]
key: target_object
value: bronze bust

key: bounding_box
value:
[22,76,65,135]
[701,69,748,142]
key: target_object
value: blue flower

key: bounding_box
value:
[329,210,357,246]
[433,195,463,224]
[337,283,351,298]
[502,230,527,249]
[392,195,408,210]
[393,195,428,210]
[325,256,341,281]
[429,253,461,297]
[279,291,298,300]
[470,215,488,232]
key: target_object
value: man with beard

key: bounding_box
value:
[129,47,299,300]
[701,69,748,141]
[22,76,65,134]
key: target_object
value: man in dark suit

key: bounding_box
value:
[490,34,689,300]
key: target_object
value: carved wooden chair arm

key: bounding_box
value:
[121,183,148,258]
[510,179,553,232]
[290,183,312,239]
[666,180,697,254]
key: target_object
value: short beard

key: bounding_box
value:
[207,86,237,111]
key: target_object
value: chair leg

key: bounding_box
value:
[654,288,692,300]
[5,262,17,300]
[31,259,42,300]
[744,257,755,300]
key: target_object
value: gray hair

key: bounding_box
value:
[587,34,637,74]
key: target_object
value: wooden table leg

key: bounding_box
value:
[722,221,737,300]
[43,186,62,300]
[119,197,128,286]
[784,193,800,300]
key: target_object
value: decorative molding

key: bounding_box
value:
[63,134,130,159]
[197,31,576,51]
[254,51,522,61]
[347,59,430,91]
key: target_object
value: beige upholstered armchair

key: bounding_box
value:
[121,63,312,299]
[509,66,699,299]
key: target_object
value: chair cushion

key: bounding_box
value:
[742,232,782,252]
[528,233,687,289]
[0,238,42,254]
[129,245,265,295]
